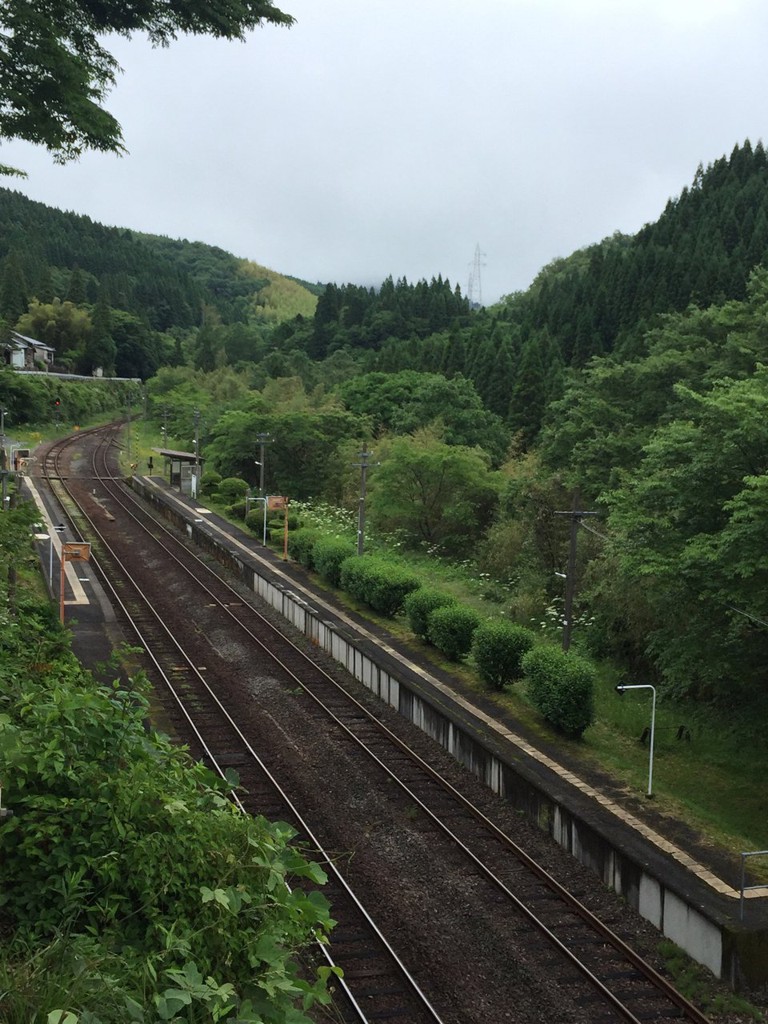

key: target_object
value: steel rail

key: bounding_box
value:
[45,424,710,1024]
[42,425,446,1024]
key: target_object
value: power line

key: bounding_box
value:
[581,520,610,544]
[728,605,768,630]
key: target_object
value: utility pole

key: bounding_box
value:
[554,499,600,652]
[353,445,377,555]
[193,409,201,498]
[255,432,272,498]
[0,408,6,470]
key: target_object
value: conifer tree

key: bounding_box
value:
[441,326,467,378]
[507,337,548,447]
[193,308,224,372]
[66,266,87,305]
[0,253,28,324]
[483,335,516,419]
[81,295,117,375]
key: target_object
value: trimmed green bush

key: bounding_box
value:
[244,508,265,534]
[404,588,457,639]
[217,476,249,503]
[227,499,248,519]
[313,537,357,587]
[338,556,368,600]
[471,620,536,690]
[427,604,481,661]
[266,513,300,532]
[289,528,320,569]
[339,556,420,617]
[200,469,222,495]
[521,645,596,738]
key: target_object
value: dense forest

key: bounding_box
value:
[3,140,768,710]
[0,188,319,378]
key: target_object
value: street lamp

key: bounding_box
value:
[192,409,201,498]
[252,496,268,545]
[615,683,657,797]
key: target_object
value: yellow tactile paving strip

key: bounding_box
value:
[144,479,768,903]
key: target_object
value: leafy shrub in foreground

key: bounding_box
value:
[0,563,335,1022]
[339,556,420,617]
[427,604,481,661]
[471,620,535,690]
[521,644,596,738]
[403,587,457,640]
[289,527,320,569]
[313,536,357,587]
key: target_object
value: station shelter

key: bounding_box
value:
[151,448,205,498]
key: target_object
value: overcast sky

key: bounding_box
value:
[2,0,767,305]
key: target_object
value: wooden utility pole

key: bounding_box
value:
[353,445,378,555]
[554,499,600,652]
[255,432,272,498]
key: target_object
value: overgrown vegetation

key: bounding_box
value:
[0,505,336,1023]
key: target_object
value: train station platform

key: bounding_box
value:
[123,474,768,990]
[29,456,768,990]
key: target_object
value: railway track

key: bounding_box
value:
[38,422,713,1024]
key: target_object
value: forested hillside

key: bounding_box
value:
[498,140,768,362]
[0,188,318,378]
[4,140,768,709]
[145,140,768,710]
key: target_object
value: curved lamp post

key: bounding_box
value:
[615,683,657,798]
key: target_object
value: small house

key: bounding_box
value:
[2,331,55,371]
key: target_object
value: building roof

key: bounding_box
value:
[10,330,55,352]
[152,447,205,462]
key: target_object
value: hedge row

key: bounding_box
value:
[288,527,320,569]
[339,556,420,617]
[266,522,595,738]
[427,604,480,660]
[403,588,457,639]
[314,537,357,587]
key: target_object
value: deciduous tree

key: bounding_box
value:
[367,429,500,555]
[0,0,294,166]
